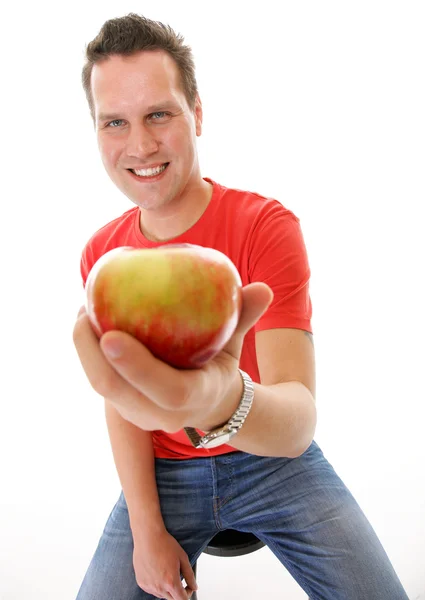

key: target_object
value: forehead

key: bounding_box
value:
[91,50,184,114]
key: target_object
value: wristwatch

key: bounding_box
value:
[184,369,255,449]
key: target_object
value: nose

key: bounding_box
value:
[125,123,159,158]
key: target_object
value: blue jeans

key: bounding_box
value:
[76,441,408,599]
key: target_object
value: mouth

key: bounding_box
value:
[127,163,169,181]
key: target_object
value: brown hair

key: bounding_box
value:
[82,13,198,120]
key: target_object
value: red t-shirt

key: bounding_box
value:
[80,178,313,459]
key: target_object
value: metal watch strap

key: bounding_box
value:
[184,369,255,448]
[183,426,205,448]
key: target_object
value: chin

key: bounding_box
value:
[133,192,171,211]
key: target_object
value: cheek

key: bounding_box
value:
[97,135,122,158]
[166,122,196,154]
[97,135,121,167]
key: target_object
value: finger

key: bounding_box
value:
[224,282,273,359]
[100,330,188,411]
[73,314,155,423]
[77,305,86,319]
[236,282,273,334]
[73,313,127,397]
[180,556,198,595]
[166,577,188,600]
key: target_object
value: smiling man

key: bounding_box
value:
[73,13,408,600]
[92,50,212,239]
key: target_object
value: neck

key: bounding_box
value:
[139,178,213,242]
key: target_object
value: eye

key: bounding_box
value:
[106,119,125,128]
[149,111,172,123]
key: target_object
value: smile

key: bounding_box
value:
[130,163,169,177]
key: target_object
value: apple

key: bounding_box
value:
[85,244,242,368]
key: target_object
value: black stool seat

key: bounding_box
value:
[191,529,265,599]
[203,529,265,557]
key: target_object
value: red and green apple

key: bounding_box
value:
[85,244,242,369]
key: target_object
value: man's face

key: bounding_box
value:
[91,50,202,211]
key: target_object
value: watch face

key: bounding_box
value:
[202,432,232,448]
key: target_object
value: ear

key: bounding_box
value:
[194,95,203,136]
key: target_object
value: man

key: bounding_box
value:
[73,13,408,600]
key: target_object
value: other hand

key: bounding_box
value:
[133,528,197,600]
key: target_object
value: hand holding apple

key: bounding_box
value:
[74,275,273,434]
[85,244,242,369]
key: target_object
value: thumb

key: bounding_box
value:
[180,554,198,594]
[224,282,273,359]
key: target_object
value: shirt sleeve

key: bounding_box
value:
[80,243,96,289]
[249,202,313,334]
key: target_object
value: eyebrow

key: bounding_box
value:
[97,101,180,123]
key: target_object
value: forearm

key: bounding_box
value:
[104,400,166,537]
[228,381,316,458]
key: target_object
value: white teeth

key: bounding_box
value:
[132,164,167,177]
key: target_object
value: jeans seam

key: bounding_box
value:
[216,455,235,511]
[210,457,223,529]
[215,454,235,513]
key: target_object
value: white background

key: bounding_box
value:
[1,1,424,599]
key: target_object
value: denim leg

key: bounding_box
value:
[218,442,408,600]
[76,457,220,600]
[153,457,220,567]
[75,492,156,600]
